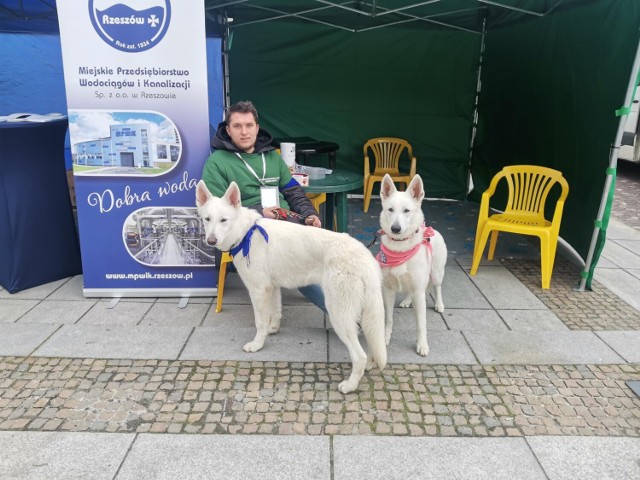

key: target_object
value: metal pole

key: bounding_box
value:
[577,36,640,291]
[467,14,487,196]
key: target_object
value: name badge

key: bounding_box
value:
[260,186,279,208]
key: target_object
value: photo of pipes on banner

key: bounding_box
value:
[57,0,216,296]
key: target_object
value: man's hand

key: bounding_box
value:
[305,215,322,228]
[261,206,279,219]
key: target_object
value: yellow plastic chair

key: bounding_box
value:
[215,251,233,313]
[216,193,327,313]
[470,165,569,289]
[306,192,326,212]
[363,137,417,213]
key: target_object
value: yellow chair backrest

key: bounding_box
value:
[363,137,414,176]
[489,165,569,224]
[362,137,416,213]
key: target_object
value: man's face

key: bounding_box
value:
[226,112,259,153]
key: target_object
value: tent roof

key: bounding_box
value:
[0,0,583,35]
[205,0,578,35]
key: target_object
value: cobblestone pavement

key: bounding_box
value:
[0,358,639,437]
[503,257,640,331]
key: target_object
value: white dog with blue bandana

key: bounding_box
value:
[196,180,387,394]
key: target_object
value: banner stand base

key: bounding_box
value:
[83,288,217,298]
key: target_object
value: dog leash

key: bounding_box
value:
[366,230,384,249]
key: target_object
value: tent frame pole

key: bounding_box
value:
[467,14,487,196]
[577,36,640,292]
[222,13,231,109]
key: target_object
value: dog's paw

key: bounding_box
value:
[338,380,358,394]
[416,342,429,357]
[384,328,392,345]
[434,302,445,313]
[399,296,412,308]
[243,341,263,353]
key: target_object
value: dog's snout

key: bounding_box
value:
[391,224,401,234]
[205,236,217,247]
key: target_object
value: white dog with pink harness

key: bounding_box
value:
[377,174,447,357]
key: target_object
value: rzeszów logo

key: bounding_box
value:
[89,0,171,53]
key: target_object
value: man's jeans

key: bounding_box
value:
[298,284,327,314]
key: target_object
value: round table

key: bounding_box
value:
[303,169,363,232]
[273,137,339,169]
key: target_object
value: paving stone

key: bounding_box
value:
[464,331,625,364]
[333,436,547,479]
[467,265,547,310]
[0,324,59,356]
[596,331,640,363]
[0,431,134,479]
[17,300,96,325]
[33,325,191,359]
[527,436,640,480]
[497,310,569,331]
[180,327,328,362]
[442,309,507,331]
[139,303,209,327]
[77,301,153,326]
[203,304,326,330]
[0,299,39,323]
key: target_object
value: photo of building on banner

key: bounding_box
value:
[57,0,217,297]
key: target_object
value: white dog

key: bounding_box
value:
[196,180,387,394]
[377,174,447,356]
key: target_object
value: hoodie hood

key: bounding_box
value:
[211,121,275,154]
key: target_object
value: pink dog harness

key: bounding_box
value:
[376,225,435,267]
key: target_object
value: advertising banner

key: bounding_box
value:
[57,0,216,297]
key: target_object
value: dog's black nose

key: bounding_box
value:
[391,225,401,234]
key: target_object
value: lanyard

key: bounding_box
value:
[236,152,266,186]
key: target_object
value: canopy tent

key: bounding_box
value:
[205,0,640,289]
[1,0,639,289]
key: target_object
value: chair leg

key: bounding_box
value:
[215,252,232,313]
[363,178,377,213]
[487,230,500,260]
[540,233,557,289]
[470,226,492,276]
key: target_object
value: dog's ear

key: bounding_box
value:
[408,175,425,203]
[223,181,242,208]
[380,174,397,200]
[196,180,212,207]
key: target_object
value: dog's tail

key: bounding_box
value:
[361,272,387,372]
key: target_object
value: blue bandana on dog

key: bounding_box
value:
[229,223,269,263]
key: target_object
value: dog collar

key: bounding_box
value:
[377,224,434,267]
[229,223,269,261]
[381,226,421,242]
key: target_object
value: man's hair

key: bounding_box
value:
[225,101,259,124]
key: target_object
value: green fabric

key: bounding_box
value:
[228,21,480,199]
[202,150,293,208]
[472,0,640,260]
[222,0,640,265]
